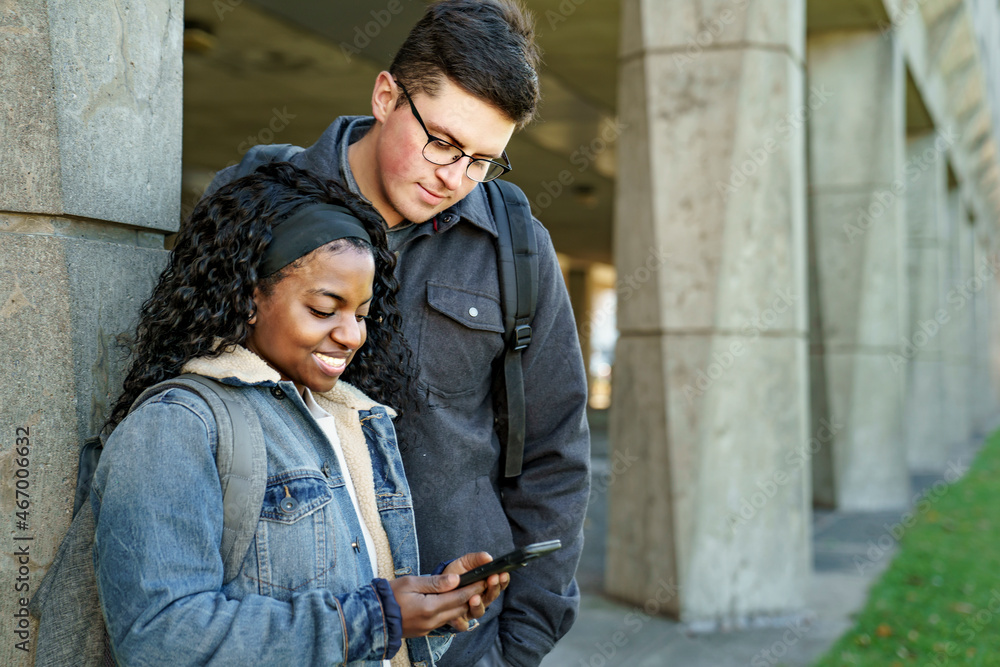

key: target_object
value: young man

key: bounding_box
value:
[207,2,590,665]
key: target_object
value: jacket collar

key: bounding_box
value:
[303,115,498,238]
[180,344,390,414]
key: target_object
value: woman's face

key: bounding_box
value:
[246,245,375,395]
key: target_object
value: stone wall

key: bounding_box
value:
[0,1,181,663]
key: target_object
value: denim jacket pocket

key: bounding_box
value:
[260,471,333,524]
[252,471,337,599]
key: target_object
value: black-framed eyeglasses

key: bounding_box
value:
[397,81,512,183]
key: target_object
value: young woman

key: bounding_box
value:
[93,163,504,666]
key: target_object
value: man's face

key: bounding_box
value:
[372,76,516,225]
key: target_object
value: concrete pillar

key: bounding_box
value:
[992,236,1000,417]
[808,30,910,510]
[955,213,980,439]
[942,191,971,448]
[607,0,809,625]
[973,229,998,433]
[902,133,950,470]
[0,2,181,663]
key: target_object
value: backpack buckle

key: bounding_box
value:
[512,324,532,350]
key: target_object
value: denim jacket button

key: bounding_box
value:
[280,497,298,513]
[270,386,285,399]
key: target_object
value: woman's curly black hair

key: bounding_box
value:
[107,162,415,428]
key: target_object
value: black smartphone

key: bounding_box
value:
[456,540,562,587]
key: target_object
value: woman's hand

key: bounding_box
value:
[389,552,511,636]
[442,552,511,631]
[390,573,487,637]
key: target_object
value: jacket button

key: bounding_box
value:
[469,307,479,317]
[270,386,285,399]
[280,497,298,513]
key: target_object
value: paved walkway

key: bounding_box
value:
[539,413,986,667]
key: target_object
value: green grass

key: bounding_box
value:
[812,429,1000,667]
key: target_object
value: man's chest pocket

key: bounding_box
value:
[419,281,504,401]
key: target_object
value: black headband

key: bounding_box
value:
[261,203,372,277]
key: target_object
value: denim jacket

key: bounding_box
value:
[91,346,450,666]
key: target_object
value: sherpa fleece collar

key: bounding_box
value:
[181,344,394,416]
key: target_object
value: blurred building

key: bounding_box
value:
[3,0,1000,660]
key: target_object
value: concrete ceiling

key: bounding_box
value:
[183,0,926,265]
[806,0,890,32]
[182,0,621,264]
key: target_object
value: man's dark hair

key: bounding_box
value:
[389,0,541,129]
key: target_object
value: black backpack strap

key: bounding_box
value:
[485,179,539,477]
[132,375,267,584]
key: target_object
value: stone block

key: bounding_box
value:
[905,134,949,243]
[605,335,676,613]
[0,0,183,231]
[0,233,165,665]
[608,332,811,622]
[818,351,909,510]
[0,2,62,213]
[810,191,907,348]
[620,0,805,62]
[904,357,948,470]
[65,239,168,445]
[906,246,947,349]
[807,30,904,189]
[973,241,998,431]
[615,50,806,334]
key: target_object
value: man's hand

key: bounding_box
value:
[442,552,511,631]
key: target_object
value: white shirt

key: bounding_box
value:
[301,389,393,667]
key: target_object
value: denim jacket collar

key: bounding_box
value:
[181,343,396,417]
